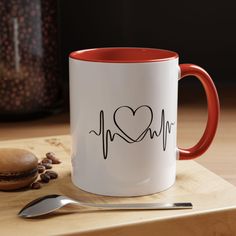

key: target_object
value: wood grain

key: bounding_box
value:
[0,135,236,235]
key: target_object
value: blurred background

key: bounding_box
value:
[0,0,235,121]
[59,0,235,108]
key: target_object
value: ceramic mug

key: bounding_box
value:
[69,48,219,196]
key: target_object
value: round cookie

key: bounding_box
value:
[0,148,38,191]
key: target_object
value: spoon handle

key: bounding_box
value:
[77,202,193,210]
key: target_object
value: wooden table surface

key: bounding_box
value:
[0,105,235,186]
[1,135,236,236]
[0,103,236,235]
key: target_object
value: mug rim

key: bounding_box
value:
[69,47,178,63]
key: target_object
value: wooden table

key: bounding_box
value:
[0,106,236,235]
[1,135,236,236]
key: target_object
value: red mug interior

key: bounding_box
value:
[69,47,178,63]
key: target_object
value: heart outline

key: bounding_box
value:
[113,105,153,142]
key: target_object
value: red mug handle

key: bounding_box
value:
[178,64,220,160]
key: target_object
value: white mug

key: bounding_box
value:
[69,47,219,196]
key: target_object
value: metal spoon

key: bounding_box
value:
[18,194,193,218]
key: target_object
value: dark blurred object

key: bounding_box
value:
[0,0,62,120]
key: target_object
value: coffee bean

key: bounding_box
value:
[40,173,50,183]
[42,163,52,169]
[45,152,61,164]
[31,181,41,189]
[42,158,52,164]
[45,170,58,179]
[46,152,55,159]
[37,164,46,173]
[52,159,61,164]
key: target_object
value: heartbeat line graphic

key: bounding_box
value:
[89,105,175,159]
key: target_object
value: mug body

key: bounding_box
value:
[69,48,179,196]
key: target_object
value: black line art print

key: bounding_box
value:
[89,105,175,159]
